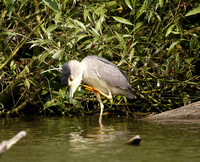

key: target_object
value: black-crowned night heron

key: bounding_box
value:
[61,55,136,124]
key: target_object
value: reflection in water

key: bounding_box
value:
[0,115,200,162]
[69,117,130,155]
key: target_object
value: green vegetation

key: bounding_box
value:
[0,0,200,116]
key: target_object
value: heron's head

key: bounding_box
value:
[60,60,83,103]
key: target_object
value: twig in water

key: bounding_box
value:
[0,131,27,155]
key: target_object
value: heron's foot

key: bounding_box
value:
[81,84,112,100]
[82,84,93,91]
[82,84,101,99]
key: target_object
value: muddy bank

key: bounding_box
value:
[145,101,200,120]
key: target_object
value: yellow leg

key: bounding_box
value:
[82,84,104,126]
[95,92,104,127]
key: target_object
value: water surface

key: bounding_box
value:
[0,115,200,162]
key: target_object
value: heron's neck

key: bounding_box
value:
[80,61,87,83]
[76,62,84,86]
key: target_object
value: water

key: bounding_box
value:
[0,115,200,162]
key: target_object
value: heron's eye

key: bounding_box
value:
[69,77,73,82]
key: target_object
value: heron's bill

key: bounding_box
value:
[69,83,78,103]
[69,85,73,103]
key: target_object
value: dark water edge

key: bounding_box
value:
[1,115,200,162]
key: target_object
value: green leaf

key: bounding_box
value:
[95,15,104,32]
[115,31,124,43]
[25,65,29,73]
[129,48,135,62]
[83,9,89,22]
[87,14,95,26]
[153,11,161,22]
[112,16,133,25]
[123,96,127,103]
[75,34,88,43]
[117,95,122,101]
[136,1,146,20]
[24,78,30,89]
[95,19,102,32]
[0,31,17,36]
[185,4,200,17]
[58,89,65,98]
[166,24,175,37]
[73,19,86,30]
[55,12,61,25]
[41,90,48,95]
[44,99,59,109]
[5,0,15,5]
[29,39,51,49]
[159,0,164,8]
[148,10,153,23]
[135,22,143,30]
[5,0,15,18]
[89,28,100,38]
[46,25,59,33]
[20,0,29,10]
[52,49,63,60]
[184,57,194,64]
[10,60,16,71]
[42,0,59,12]
[168,41,179,54]
[114,31,127,52]
[125,0,133,10]
[0,103,4,110]
[28,79,37,87]
[175,53,180,72]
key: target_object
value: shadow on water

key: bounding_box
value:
[0,114,200,162]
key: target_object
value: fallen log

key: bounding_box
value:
[146,101,200,120]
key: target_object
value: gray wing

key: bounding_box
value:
[88,55,131,90]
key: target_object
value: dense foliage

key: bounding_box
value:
[0,0,200,116]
